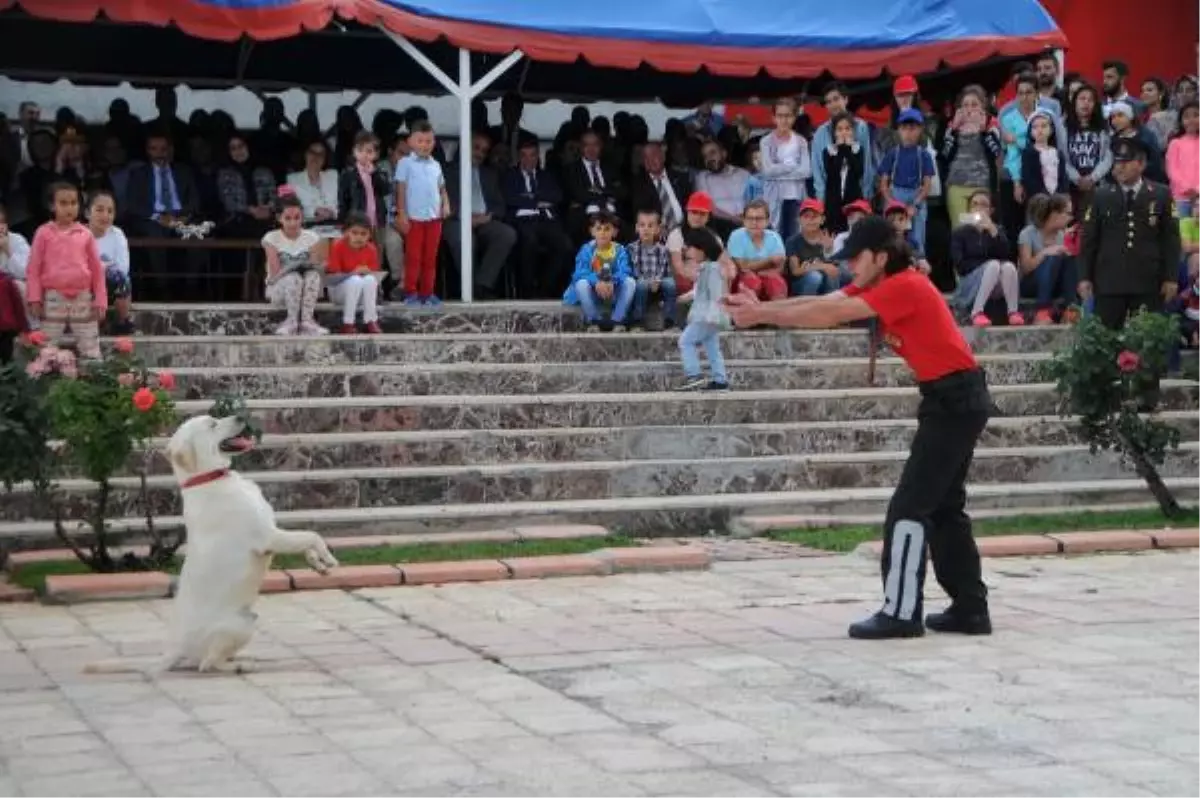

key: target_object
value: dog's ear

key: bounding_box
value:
[166,435,197,474]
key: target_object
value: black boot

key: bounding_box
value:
[925,604,992,635]
[847,611,924,640]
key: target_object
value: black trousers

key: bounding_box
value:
[514,217,573,298]
[0,331,14,364]
[881,368,991,622]
[1094,293,1162,330]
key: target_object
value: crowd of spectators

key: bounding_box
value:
[0,55,1196,338]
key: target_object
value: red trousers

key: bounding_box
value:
[403,219,443,297]
[737,269,788,300]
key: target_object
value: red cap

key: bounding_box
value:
[842,199,873,216]
[884,199,910,216]
[799,198,825,216]
[686,191,714,213]
[893,75,919,95]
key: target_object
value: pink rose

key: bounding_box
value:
[113,337,134,354]
[26,330,47,347]
[1117,350,1141,374]
[117,372,136,387]
[155,371,176,391]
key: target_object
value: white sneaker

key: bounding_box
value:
[299,321,329,336]
[274,320,299,336]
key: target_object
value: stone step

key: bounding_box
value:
[171,382,1200,434]
[10,445,1197,521]
[168,354,1051,400]
[89,413,1200,476]
[127,326,1071,367]
[133,301,585,336]
[1,478,1194,543]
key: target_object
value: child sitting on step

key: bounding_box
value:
[563,211,636,332]
[327,212,383,334]
[262,189,328,336]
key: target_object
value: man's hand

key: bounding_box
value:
[471,212,491,227]
[595,281,613,301]
[723,291,760,308]
[395,212,411,235]
[30,302,43,319]
[1162,281,1179,301]
[725,301,763,328]
[159,214,177,228]
[1077,280,1093,300]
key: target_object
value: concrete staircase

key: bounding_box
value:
[2,301,1197,546]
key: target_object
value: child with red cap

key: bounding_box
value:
[786,199,842,296]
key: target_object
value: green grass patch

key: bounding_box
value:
[766,507,1199,553]
[8,534,634,592]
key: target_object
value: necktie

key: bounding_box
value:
[1125,188,1135,207]
[158,166,173,212]
[589,162,602,190]
[526,170,537,194]
[657,176,676,229]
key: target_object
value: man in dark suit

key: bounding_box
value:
[503,138,573,298]
[124,130,207,300]
[444,131,517,299]
[1080,137,1180,330]
[630,141,693,235]
[488,92,536,172]
[564,130,627,246]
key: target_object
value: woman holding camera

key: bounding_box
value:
[949,190,1023,327]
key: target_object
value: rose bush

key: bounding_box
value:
[1039,311,1184,517]
[1,336,181,571]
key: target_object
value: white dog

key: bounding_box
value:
[85,414,338,674]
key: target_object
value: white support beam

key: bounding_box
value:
[378,26,460,97]
[376,25,525,302]
[468,49,526,99]
[457,48,475,302]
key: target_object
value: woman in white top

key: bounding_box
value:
[758,96,811,243]
[86,190,134,334]
[285,141,339,224]
[262,192,328,336]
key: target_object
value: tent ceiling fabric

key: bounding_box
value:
[5,0,1066,80]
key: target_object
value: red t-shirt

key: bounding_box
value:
[844,269,977,382]
[328,238,382,275]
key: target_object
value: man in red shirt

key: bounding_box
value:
[726,216,993,640]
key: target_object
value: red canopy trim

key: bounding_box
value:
[7,0,1068,79]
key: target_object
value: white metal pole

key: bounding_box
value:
[458,48,474,303]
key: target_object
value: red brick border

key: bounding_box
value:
[857,528,1195,560]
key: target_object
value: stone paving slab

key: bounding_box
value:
[0,551,1195,796]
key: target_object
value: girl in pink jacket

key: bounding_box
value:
[26,182,107,359]
[1167,102,1198,217]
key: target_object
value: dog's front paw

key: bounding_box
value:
[306,546,339,574]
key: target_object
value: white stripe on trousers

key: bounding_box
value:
[882,519,924,621]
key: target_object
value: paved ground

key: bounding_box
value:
[0,551,1196,797]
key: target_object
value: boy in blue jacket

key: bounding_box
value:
[563,211,636,331]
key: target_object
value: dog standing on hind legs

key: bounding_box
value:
[84,414,339,675]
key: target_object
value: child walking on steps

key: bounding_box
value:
[26,182,106,359]
[327,212,383,334]
[262,191,328,336]
[676,227,733,391]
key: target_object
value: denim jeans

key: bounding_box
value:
[679,321,727,383]
[778,198,800,242]
[632,277,678,324]
[790,270,838,296]
[1022,254,1078,310]
[575,276,636,324]
[890,185,927,256]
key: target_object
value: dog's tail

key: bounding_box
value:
[83,652,176,675]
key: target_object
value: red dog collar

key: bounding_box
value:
[181,469,230,490]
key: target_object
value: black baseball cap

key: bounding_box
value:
[1112,136,1147,163]
[829,215,897,262]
